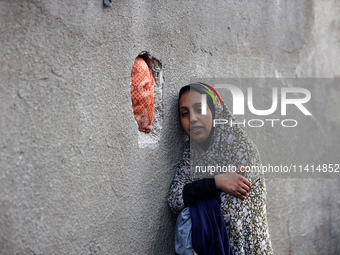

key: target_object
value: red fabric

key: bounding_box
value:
[130,57,155,133]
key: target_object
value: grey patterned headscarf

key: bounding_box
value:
[186,83,273,254]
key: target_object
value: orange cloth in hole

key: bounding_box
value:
[130,57,155,133]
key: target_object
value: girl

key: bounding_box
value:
[168,83,273,255]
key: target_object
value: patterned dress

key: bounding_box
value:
[168,96,273,255]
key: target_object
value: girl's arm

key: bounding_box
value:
[182,171,251,206]
[183,178,220,206]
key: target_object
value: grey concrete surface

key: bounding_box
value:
[0,0,339,254]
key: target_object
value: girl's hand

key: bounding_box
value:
[214,170,251,200]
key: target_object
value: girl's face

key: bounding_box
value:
[179,90,213,143]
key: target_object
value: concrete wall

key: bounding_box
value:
[0,0,339,254]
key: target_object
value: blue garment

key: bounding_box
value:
[189,196,233,255]
[103,0,112,8]
[175,207,193,255]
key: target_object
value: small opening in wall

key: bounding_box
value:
[130,51,163,147]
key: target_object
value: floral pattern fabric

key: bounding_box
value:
[168,93,273,255]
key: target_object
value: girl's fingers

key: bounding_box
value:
[238,188,248,196]
[241,182,251,193]
[242,177,251,189]
[236,192,246,200]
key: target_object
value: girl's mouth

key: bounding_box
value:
[190,126,202,133]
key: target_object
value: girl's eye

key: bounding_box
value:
[181,112,188,117]
[195,108,202,114]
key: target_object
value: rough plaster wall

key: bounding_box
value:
[0,0,339,254]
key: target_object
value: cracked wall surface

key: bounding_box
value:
[0,0,340,254]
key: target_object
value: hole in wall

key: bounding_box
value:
[130,51,163,147]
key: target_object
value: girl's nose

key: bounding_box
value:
[190,112,199,123]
